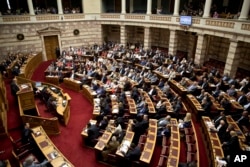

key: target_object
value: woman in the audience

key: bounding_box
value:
[178,112,192,129]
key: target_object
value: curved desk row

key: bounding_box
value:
[32,126,74,167]
[140,119,157,164]
[166,119,180,167]
[19,53,43,79]
[201,116,224,167]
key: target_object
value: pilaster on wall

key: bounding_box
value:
[194,33,207,65]
[168,29,178,56]
[144,27,151,50]
[224,39,240,77]
[120,25,126,46]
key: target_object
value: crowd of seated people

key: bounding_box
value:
[0,52,28,78]
[30,42,250,166]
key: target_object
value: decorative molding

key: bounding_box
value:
[64,14,85,20]
[36,15,60,21]
[150,16,171,21]
[100,14,120,19]
[37,26,61,36]
[3,16,30,22]
[205,20,235,28]
[241,24,250,31]
[125,15,145,20]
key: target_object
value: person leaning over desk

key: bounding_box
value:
[23,155,51,167]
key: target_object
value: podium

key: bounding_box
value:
[17,83,35,111]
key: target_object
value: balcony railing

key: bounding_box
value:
[0,13,250,34]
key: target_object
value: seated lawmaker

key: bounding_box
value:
[236,110,250,129]
[222,130,241,156]
[157,124,171,140]
[101,136,120,161]
[23,155,50,167]
[178,113,192,129]
[211,120,228,142]
[157,115,171,128]
[187,81,198,94]
[86,122,100,147]
[121,144,141,167]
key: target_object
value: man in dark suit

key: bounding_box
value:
[98,116,108,130]
[236,110,250,128]
[124,144,141,162]
[222,131,241,156]
[200,78,209,91]
[213,120,228,142]
[86,123,100,147]
[21,123,33,144]
[237,92,248,106]
[213,111,227,128]
[10,78,20,98]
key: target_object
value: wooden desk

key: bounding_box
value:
[92,98,101,118]
[116,131,134,157]
[155,86,173,112]
[201,117,224,167]
[186,94,204,117]
[221,92,243,112]
[139,90,156,114]
[19,53,43,79]
[110,95,119,114]
[82,85,96,105]
[32,126,74,167]
[43,85,71,125]
[63,78,82,92]
[94,131,112,151]
[125,92,137,115]
[226,116,247,150]
[140,119,157,164]
[45,76,60,86]
[166,119,180,167]
[169,80,187,96]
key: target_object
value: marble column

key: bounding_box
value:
[203,0,212,18]
[57,0,63,14]
[81,0,84,13]
[144,27,151,50]
[239,0,250,20]
[120,25,126,46]
[157,0,162,9]
[130,0,133,13]
[168,29,178,56]
[173,0,180,16]
[27,0,35,15]
[224,39,240,78]
[146,0,152,14]
[121,0,126,14]
[194,33,207,65]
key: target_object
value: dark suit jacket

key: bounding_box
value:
[87,125,100,141]
[217,124,228,142]
[237,116,250,127]
[237,95,248,106]
[125,146,141,161]
[223,136,241,155]
[213,115,227,127]
[10,81,19,96]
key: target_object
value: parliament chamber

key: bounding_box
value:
[1,0,250,167]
